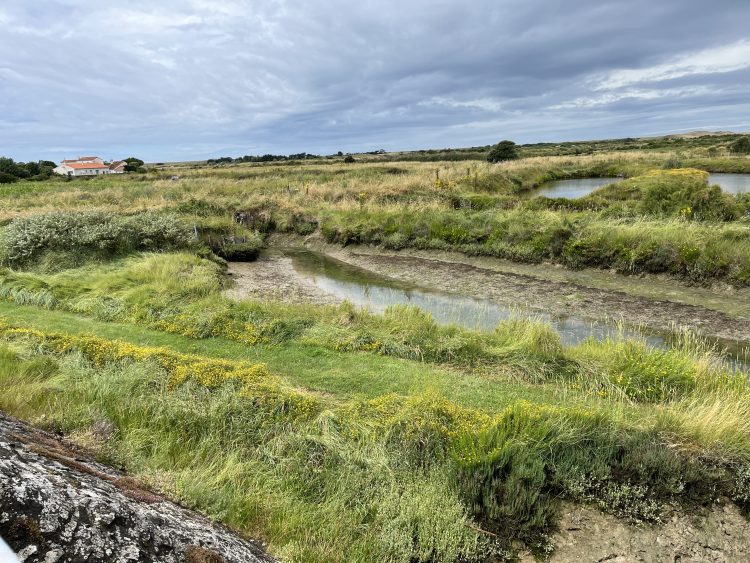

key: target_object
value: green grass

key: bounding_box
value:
[3,151,749,284]
[1,319,749,561]
[0,301,582,413]
[1,146,750,560]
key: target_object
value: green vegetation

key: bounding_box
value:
[487,140,519,163]
[0,248,749,559]
[5,147,749,285]
[1,136,749,560]
[123,156,146,173]
[730,136,750,155]
[1,301,749,560]
[0,211,194,270]
[0,156,57,182]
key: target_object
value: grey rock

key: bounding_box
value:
[0,412,274,563]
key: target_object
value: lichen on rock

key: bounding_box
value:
[0,412,273,563]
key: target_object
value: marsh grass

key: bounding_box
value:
[1,331,749,561]
[2,264,750,559]
[1,149,750,559]
[3,152,749,284]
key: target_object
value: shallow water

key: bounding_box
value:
[533,177,622,199]
[708,173,750,194]
[534,173,750,200]
[285,249,750,372]
[287,250,663,347]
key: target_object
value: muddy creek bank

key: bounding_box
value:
[225,239,750,361]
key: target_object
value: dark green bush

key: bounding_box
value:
[0,172,18,184]
[730,136,750,155]
[487,140,518,163]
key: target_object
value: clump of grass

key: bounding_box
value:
[569,328,743,402]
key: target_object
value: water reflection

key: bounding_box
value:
[533,173,750,199]
[288,250,663,347]
[708,173,750,194]
[534,177,622,199]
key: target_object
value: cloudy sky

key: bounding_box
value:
[1,1,749,162]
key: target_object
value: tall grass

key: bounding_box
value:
[1,330,748,561]
[0,253,745,402]
[3,153,749,284]
[1,149,750,558]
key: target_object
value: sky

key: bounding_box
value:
[1,0,749,163]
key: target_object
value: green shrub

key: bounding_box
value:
[730,136,750,155]
[2,211,193,269]
[635,169,739,221]
[0,172,18,184]
[487,141,518,163]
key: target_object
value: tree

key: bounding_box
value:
[123,157,145,173]
[0,157,21,177]
[730,136,750,155]
[487,140,518,163]
[0,172,17,184]
[343,155,355,163]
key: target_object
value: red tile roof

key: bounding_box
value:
[65,162,108,169]
[62,156,102,163]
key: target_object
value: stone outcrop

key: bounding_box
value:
[0,412,274,563]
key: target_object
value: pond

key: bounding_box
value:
[533,177,623,199]
[708,173,750,194]
[286,250,749,372]
[533,173,750,200]
[287,249,663,347]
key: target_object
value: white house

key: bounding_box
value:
[108,161,126,173]
[53,156,126,176]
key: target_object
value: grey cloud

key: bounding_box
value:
[1,0,749,161]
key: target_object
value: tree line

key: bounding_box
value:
[0,157,57,183]
[207,153,321,164]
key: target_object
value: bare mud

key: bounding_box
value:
[223,256,339,305]
[521,502,750,563]
[224,235,750,346]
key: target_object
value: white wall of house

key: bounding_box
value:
[71,168,108,176]
[53,165,111,176]
[54,157,127,176]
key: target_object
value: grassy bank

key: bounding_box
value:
[1,251,745,390]
[2,152,748,285]
[1,310,749,561]
[1,146,749,560]
[0,247,749,559]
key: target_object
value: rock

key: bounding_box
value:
[0,412,274,563]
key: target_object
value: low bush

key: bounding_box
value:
[635,169,739,221]
[2,211,194,269]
